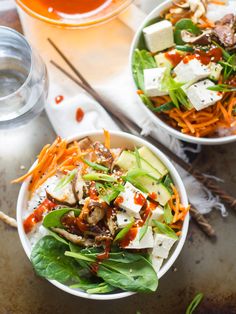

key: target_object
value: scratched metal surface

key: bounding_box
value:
[1,7,236,314]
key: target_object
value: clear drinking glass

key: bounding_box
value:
[0,26,48,128]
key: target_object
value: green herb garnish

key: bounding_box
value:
[83,173,117,182]
[186,293,204,314]
[152,220,178,240]
[207,84,236,92]
[139,213,151,241]
[164,203,173,225]
[54,169,77,191]
[123,168,150,193]
[96,182,124,204]
[132,48,156,90]
[82,159,109,172]
[176,45,194,52]
[114,218,135,242]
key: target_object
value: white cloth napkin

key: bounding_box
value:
[17,1,234,216]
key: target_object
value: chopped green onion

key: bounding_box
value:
[139,213,151,241]
[82,159,109,172]
[152,220,178,240]
[185,293,204,314]
[114,218,135,242]
[134,147,141,168]
[176,45,194,52]
[54,169,77,191]
[83,173,117,182]
[207,84,236,92]
[164,203,173,225]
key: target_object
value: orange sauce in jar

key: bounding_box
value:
[18,0,112,21]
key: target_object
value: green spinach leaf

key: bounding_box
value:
[174,19,201,45]
[43,208,81,229]
[31,236,82,283]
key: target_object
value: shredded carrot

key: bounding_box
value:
[103,129,110,149]
[137,89,144,95]
[208,0,226,5]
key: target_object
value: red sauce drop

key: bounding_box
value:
[91,262,100,274]
[165,51,184,67]
[115,196,124,206]
[148,192,158,200]
[76,217,88,232]
[89,184,99,200]
[23,199,56,233]
[134,192,146,206]
[55,95,64,104]
[182,47,223,66]
[97,240,111,261]
[120,227,138,248]
[76,108,84,123]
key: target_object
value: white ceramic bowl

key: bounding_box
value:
[129,0,236,145]
[17,130,189,300]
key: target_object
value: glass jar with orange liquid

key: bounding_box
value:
[16,0,134,28]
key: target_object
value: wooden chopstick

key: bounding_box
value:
[49,49,236,211]
[48,39,218,238]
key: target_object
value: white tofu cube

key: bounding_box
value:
[186,79,222,111]
[144,67,168,97]
[209,62,223,81]
[116,211,133,228]
[150,255,164,274]
[115,182,147,217]
[143,20,174,53]
[174,58,210,86]
[152,233,177,259]
[150,207,164,225]
[124,226,154,249]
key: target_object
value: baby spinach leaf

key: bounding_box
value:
[81,159,109,172]
[114,218,135,242]
[31,236,82,283]
[43,208,81,229]
[98,257,158,292]
[186,292,204,314]
[174,19,201,45]
[66,249,158,293]
[152,220,178,240]
[83,173,117,182]
[164,203,173,225]
[54,169,77,191]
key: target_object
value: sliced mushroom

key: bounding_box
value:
[181,29,212,45]
[95,233,113,243]
[173,0,190,9]
[86,201,107,225]
[173,0,207,23]
[93,142,114,169]
[215,14,235,27]
[72,172,86,202]
[51,227,95,247]
[77,137,92,151]
[214,25,235,47]
[106,215,118,236]
[46,174,77,207]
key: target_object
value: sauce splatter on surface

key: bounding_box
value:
[55,95,64,104]
[76,108,84,123]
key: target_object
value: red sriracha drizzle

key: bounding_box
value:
[120,227,138,248]
[55,95,64,104]
[183,47,223,65]
[76,108,84,123]
[23,199,56,233]
[134,192,146,206]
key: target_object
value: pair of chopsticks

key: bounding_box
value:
[48,38,234,238]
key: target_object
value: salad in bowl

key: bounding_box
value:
[15,131,189,299]
[131,0,236,144]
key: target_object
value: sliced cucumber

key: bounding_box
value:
[135,176,171,206]
[138,146,168,176]
[116,150,162,180]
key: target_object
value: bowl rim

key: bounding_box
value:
[16,0,134,28]
[16,130,189,300]
[129,0,236,145]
